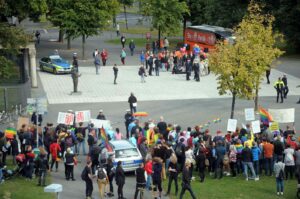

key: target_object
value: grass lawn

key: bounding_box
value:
[0,158,55,199]
[163,173,296,199]
[105,38,182,49]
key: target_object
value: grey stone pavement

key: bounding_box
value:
[18,18,300,199]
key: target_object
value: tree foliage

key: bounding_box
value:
[209,2,283,118]
[141,0,189,37]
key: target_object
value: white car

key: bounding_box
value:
[109,140,143,172]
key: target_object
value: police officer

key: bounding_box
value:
[71,67,80,93]
[274,77,285,103]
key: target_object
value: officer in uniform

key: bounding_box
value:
[274,77,285,103]
[71,67,80,93]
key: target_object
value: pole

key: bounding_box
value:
[36,99,39,148]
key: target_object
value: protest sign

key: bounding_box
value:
[57,112,74,125]
[245,108,255,121]
[251,120,261,134]
[17,117,30,130]
[269,122,279,132]
[268,108,295,123]
[90,119,111,129]
[227,119,237,132]
[75,110,91,123]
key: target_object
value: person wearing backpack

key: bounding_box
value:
[274,155,285,195]
[96,165,108,199]
[36,148,49,186]
[82,161,94,199]
[64,147,76,181]
[106,158,115,197]
[284,144,295,180]
[175,138,185,172]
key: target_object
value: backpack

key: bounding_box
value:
[81,167,88,181]
[76,133,84,142]
[98,167,106,180]
[175,143,183,157]
[285,152,294,163]
[278,168,284,180]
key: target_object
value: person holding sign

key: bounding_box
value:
[128,93,137,114]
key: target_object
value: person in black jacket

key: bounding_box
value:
[37,149,49,186]
[128,93,137,113]
[165,154,178,196]
[134,163,146,199]
[115,161,126,199]
[242,143,258,181]
[106,158,115,197]
[124,110,133,139]
[152,157,163,199]
[179,160,196,199]
[11,135,19,165]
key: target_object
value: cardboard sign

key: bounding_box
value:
[57,112,74,125]
[90,119,111,129]
[17,117,30,130]
[268,108,295,123]
[251,120,261,134]
[245,108,255,121]
[269,122,279,132]
[75,110,91,123]
[227,119,237,132]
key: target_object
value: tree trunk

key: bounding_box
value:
[124,4,128,30]
[254,81,259,111]
[67,37,71,49]
[82,34,86,60]
[230,92,236,119]
[58,29,64,43]
[113,14,116,28]
[158,26,161,49]
[183,16,187,42]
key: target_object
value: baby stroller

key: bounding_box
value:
[3,154,25,180]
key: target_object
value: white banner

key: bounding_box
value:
[251,120,261,134]
[245,108,255,121]
[268,108,295,123]
[227,119,237,132]
[57,112,74,125]
[75,110,91,123]
[90,119,111,129]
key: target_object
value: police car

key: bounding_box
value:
[109,140,143,172]
[39,55,72,74]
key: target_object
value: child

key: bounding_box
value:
[274,155,285,195]
[114,128,122,140]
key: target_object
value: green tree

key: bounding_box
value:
[119,0,134,30]
[52,0,118,58]
[141,0,189,44]
[209,2,283,119]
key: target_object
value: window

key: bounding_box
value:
[115,148,139,158]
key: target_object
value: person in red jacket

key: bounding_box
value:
[100,49,108,66]
[50,140,61,172]
[24,145,35,179]
[145,158,153,190]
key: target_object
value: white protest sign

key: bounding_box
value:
[57,112,74,125]
[268,108,295,123]
[90,119,111,129]
[75,110,91,123]
[251,120,261,134]
[244,108,255,121]
[227,119,237,132]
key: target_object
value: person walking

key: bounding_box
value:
[165,154,178,196]
[193,54,200,82]
[115,161,126,199]
[274,77,285,103]
[266,67,271,84]
[116,23,120,37]
[36,148,49,186]
[274,156,285,195]
[128,93,137,113]
[154,57,160,76]
[96,165,108,199]
[121,35,126,48]
[94,53,101,75]
[100,49,108,66]
[139,66,146,83]
[120,49,126,65]
[242,143,259,181]
[113,64,118,84]
[179,160,196,199]
[129,40,136,56]
[134,163,146,199]
[148,54,154,76]
[140,51,145,66]
[106,158,115,197]
[50,140,61,172]
[164,37,169,51]
[186,57,192,81]
[82,161,94,199]
[35,30,41,44]
[282,75,289,98]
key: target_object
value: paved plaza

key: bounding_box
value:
[39,65,300,105]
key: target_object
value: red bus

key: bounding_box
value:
[184,25,234,52]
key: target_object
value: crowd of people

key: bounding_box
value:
[1,108,300,199]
